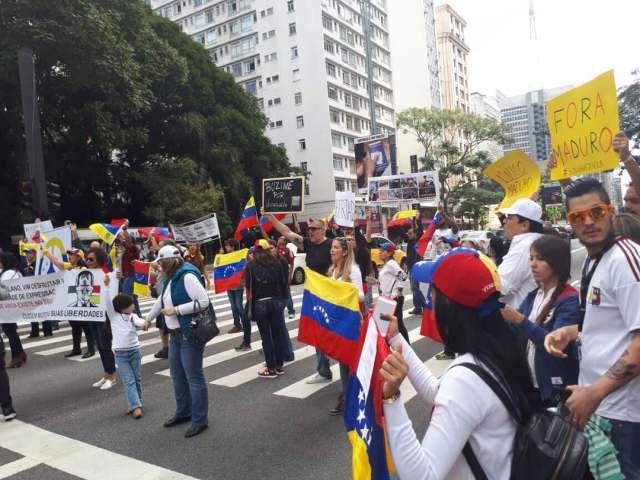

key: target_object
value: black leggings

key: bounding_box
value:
[394,296,409,343]
[0,339,12,409]
[69,321,95,353]
[1,324,24,358]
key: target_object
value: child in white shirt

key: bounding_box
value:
[103,275,149,419]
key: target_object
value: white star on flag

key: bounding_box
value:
[356,409,366,423]
[358,389,365,404]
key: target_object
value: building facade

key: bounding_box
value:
[148,0,395,217]
[435,4,470,112]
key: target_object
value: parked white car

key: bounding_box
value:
[287,243,308,285]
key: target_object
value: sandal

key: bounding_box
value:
[257,367,277,379]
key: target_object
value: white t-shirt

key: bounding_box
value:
[384,335,516,480]
[331,264,365,302]
[579,239,640,422]
[147,272,210,330]
[498,232,541,307]
[379,259,407,299]
[104,289,145,351]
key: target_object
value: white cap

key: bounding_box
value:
[499,198,542,224]
[157,245,182,260]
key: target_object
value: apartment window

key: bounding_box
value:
[272,75,279,83]
[206,29,216,43]
[344,93,352,108]
[346,115,353,130]
[331,132,342,148]
[296,115,304,128]
[206,8,214,23]
[322,15,333,31]
[287,0,295,12]
[276,120,283,127]
[194,12,205,27]
[231,63,242,77]
[292,68,300,81]
[335,179,345,192]
[329,109,340,123]
[243,58,256,74]
[262,30,276,40]
[291,46,299,59]
[298,138,306,150]
[264,52,277,62]
[333,157,344,170]
[289,23,297,35]
[326,62,336,77]
[274,97,281,105]
[324,38,335,54]
[195,33,205,45]
[244,80,257,95]
[300,161,308,171]
[328,85,338,100]
[294,92,302,105]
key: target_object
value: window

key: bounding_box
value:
[296,115,304,128]
[287,0,295,12]
[244,80,257,95]
[271,75,279,83]
[322,15,333,31]
[326,62,336,77]
[335,179,345,192]
[262,30,276,40]
[331,132,342,148]
[294,92,302,105]
[231,62,242,77]
[274,97,281,105]
[206,29,216,43]
[346,115,353,130]
[329,109,340,123]
[333,157,344,170]
[195,33,205,45]
[291,46,299,59]
[278,142,285,148]
[344,93,352,108]
[206,8,214,23]
[276,120,283,127]
[194,12,205,27]
[300,161,308,171]
[292,68,300,81]
[324,38,335,55]
[289,23,297,35]
[328,85,338,100]
[243,59,256,74]
[264,52,277,62]
[193,0,203,6]
[298,138,306,150]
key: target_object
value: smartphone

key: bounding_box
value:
[372,297,397,337]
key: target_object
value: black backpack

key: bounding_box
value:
[457,363,589,480]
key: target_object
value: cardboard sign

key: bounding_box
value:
[23,220,53,241]
[547,70,620,180]
[170,213,220,243]
[262,176,304,213]
[484,150,541,209]
[334,192,356,228]
[367,172,439,205]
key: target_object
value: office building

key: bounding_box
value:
[149,0,395,217]
[435,4,470,112]
[470,91,505,159]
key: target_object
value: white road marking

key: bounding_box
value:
[0,456,42,479]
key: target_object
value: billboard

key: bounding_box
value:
[355,133,397,193]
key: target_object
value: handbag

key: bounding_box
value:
[189,299,220,346]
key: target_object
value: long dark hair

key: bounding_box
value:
[0,251,22,275]
[434,289,540,421]
[530,235,571,325]
[252,247,281,269]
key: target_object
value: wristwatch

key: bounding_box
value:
[382,392,401,404]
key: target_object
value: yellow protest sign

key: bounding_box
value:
[484,150,541,209]
[546,70,619,180]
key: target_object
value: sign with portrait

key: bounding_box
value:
[355,133,397,193]
[367,172,439,205]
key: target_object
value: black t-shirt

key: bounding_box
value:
[247,260,288,300]
[302,237,332,275]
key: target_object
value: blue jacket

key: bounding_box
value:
[515,284,580,401]
[164,263,208,340]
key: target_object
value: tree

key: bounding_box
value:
[396,108,510,213]
[619,69,640,143]
[0,0,291,244]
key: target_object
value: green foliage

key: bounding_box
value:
[396,108,510,216]
[0,0,290,244]
[619,69,640,143]
[450,176,504,229]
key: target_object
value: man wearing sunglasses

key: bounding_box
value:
[545,178,640,478]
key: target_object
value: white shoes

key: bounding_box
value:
[100,379,117,390]
[92,377,106,388]
[305,374,332,384]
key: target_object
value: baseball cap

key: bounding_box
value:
[412,248,501,309]
[379,242,396,253]
[157,245,182,260]
[67,248,85,259]
[254,239,270,250]
[499,198,542,224]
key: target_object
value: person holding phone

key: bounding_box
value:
[375,243,408,342]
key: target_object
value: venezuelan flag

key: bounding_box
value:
[344,315,395,480]
[213,249,248,293]
[133,261,151,297]
[89,223,121,246]
[234,197,260,241]
[19,241,38,257]
[259,213,285,234]
[387,209,418,229]
[298,268,361,365]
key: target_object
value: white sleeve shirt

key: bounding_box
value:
[379,260,407,299]
[498,232,541,307]
[145,273,210,330]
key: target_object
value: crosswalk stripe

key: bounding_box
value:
[66,337,164,362]
[0,457,42,479]
[18,326,72,340]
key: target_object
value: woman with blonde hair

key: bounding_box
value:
[146,245,212,439]
[327,237,364,416]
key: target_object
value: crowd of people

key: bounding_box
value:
[0,131,639,476]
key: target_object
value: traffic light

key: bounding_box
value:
[47,181,62,218]
[18,180,34,211]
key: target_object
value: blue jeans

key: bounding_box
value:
[120,276,141,317]
[284,289,295,315]
[315,350,332,379]
[254,298,287,370]
[606,417,640,479]
[227,289,245,330]
[169,333,208,427]
[410,271,425,312]
[114,348,142,410]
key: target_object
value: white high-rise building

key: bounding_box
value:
[149,0,395,217]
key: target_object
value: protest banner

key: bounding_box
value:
[546,70,620,180]
[484,150,541,209]
[23,220,53,241]
[170,213,220,243]
[334,191,356,228]
[262,176,304,213]
[0,270,117,324]
[367,171,439,205]
[35,226,72,276]
[355,133,397,193]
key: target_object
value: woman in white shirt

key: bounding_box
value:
[0,252,26,368]
[327,237,364,416]
[381,248,539,479]
[146,246,212,439]
[375,242,408,342]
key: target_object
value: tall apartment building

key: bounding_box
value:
[500,86,571,165]
[388,0,441,174]
[435,4,470,112]
[148,0,395,217]
[470,91,504,160]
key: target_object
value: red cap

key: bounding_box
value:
[432,252,499,308]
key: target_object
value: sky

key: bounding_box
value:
[435,0,639,97]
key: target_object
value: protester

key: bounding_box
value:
[460,239,480,250]
[22,248,53,338]
[184,243,210,290]
[222,239,251,349]
[344,212,373,314]
[0,335,16,421]
[545,178,640,478]
[266,214,334,384]
[405,223,425,314]
[382,248,539,479]
[267,239,294,362]
[374,242,408,342]
[246,240,289,378]
[276,236,296,320]
[148,237,175,359]
[0,252,27,368]
[613,131,640,216]
[116,227,141,316]
[45,247,96,359]
[85,247,118,391]
[497,198,544,307]
[489,235,508,266]
[146,245,211,438]
[500,235,579,404]
[104,274,150,419]
[613,212,640,244]
[327,237,364,416]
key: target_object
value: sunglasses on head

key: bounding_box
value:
[566,203,610,225]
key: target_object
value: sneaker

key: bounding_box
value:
[228,326,242,334]
[305,374,332,385]
[64,350,82,358]
[257,367,278,379]
[132,408,143,419]
[154,349,168,359]
[435,352,456,361]
[275,367,285,376]
[234,344,252,352]
[100,378,117,390]
[2,406,16,421]
[329,394,345,416]
[81,350,95,359]
[92,377,107,388]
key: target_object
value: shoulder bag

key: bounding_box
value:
[189,299,220,346]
